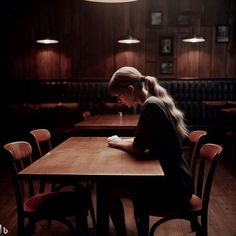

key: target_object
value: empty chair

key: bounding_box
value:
[30,128,52,158]
[135,143,223,236]
[3,141,89,236]
[82,111,91,120]
[186,130,207,179]
[29,128,96,227]
[29,129,52,193]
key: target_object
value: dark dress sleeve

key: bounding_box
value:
[133,99,183,159]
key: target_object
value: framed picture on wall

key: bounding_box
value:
[147,12,162,27]
[216,25,230,43]
[159,61,175,74]
[177,14,191,26]
[151,12,162,25]
[159,37,174,56]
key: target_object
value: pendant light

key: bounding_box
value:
[85,0,137,3]
[181,11,205,43]
[182,35,205,43]
[35,1,59,44]
[118,30,140,44]
[117,2,140,44]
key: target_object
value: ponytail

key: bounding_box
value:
[143,76,189,138]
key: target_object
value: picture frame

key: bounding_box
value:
[177,14,191,26]
[159,61,175,74]
[148,12,162,27]
[216,25,230,43]
[159,37,173,56]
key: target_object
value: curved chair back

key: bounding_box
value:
[30,129,52,157]
[196,143,223,206]
[3,141,34,214]
[187,130,207,179]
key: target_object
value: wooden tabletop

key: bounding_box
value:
[202,101,227,107]
[74,114,139,131]
[221,107,236,115]
[19,137,163,235]
[19,137,163,180]
[202,101,236,107]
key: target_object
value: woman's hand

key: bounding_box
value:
[107,136,139,154]
[107,135,121,148]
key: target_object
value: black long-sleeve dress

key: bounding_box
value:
[133,96,194,207]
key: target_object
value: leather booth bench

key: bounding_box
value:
[2,78,236,144]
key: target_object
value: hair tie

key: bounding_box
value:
[140,76,146,82]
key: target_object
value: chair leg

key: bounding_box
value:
[75,212,89,236]
[86,180,96,227]
[190,216,200,232]
[136,213,149,236]
[17,216,25,236]
[201,212,208,236]
[88,194,96,228]
[39,180,46,193]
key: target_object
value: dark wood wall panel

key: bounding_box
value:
[3,0,236,81]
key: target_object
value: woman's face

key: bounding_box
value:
[117,91,134,107]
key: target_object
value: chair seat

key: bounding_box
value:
[142,194,202,217]
[24,191,87,216]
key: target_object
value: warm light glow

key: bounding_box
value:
[182,35,205,43]
[36,38,59,44]
[118,35,140,44]
[85,0,137,2]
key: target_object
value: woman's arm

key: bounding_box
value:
[107,136,139,154]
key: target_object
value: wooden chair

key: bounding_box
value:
[3,141,89,236]
[30,128,52,158]
[82,111,91,120]
[135,143,223,236]
[29,129,52,193]
[186,130,208,179]
[29,128,96,227]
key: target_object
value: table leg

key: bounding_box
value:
[96,179,110,236]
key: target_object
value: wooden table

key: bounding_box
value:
[19,137,163,235]
[202,101,236,107]
[74,114,139,136]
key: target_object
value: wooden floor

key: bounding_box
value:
[0,156,236,236]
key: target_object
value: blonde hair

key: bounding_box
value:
[108,66,189,138]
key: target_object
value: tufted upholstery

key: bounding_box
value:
[2,79,236,143]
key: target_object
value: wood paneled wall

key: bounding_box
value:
[3,0,236,81]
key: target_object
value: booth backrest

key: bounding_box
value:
[2,79,236,129]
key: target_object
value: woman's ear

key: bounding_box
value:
[128,85,134,93]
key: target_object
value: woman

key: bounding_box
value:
[106,66,194,236]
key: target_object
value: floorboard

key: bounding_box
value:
[0,156,236,236]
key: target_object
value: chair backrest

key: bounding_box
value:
[187,130,207,179]
[30,129,52,157]
[3,141,34,214]
[82,111,91,120]
[196,143,223,212]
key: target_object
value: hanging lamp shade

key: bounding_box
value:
[182,35,205,43]
[118,35,140,44]
[181,10,206,43]
[85,0,137,3]
[36,38,59,44]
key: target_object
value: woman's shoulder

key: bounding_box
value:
[142,96,166,115]
[145,96,164,107]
